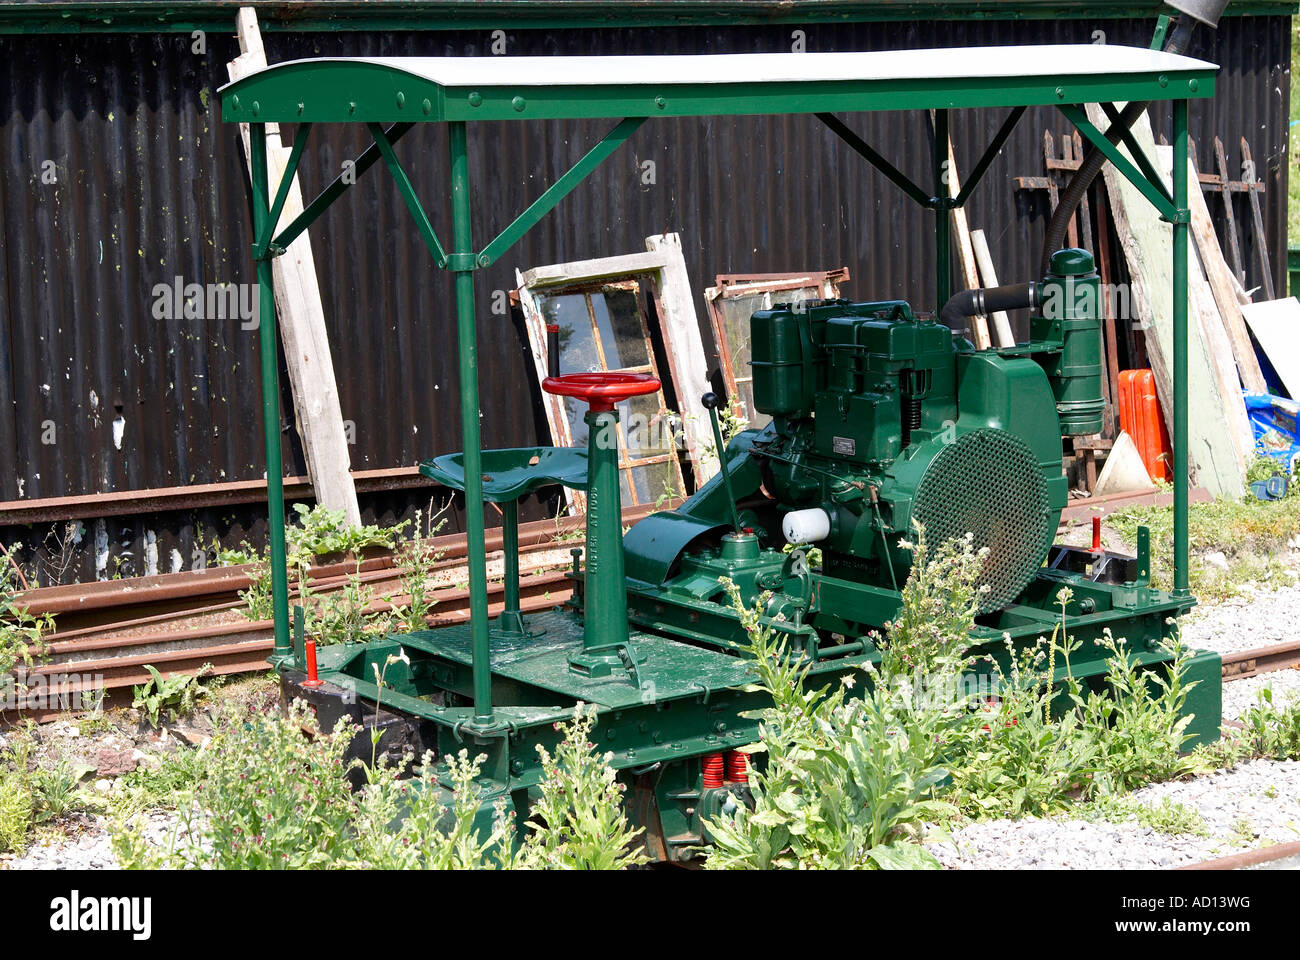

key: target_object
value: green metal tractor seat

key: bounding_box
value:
[419,447,590,500]
[420,447,589,637]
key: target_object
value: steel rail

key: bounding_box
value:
[1178,838,1300,870]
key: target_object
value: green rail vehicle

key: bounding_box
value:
[221,1,1230,863]
[283,248,1219,862]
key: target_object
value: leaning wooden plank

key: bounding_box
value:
[969,229,1015,348]
[1187,151,1267,393]
[229,7,360,526]
[1089,104,1244,499]
[1156,146,1255,474]
[644,233,717,484]
[1240,138,1276,301]
[1242,298,1300,400]
[946,137,991,349]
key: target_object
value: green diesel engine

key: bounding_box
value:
[750,248,1105,609]
[625,249,1106,629]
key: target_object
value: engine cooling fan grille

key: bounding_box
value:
[910,428,1053,614]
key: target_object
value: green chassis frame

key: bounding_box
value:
[220,20,1211,737]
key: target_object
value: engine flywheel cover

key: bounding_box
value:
[910,428,1053,614]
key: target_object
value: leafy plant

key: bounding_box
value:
[518,703,647,870]
[1,544,54,680]
[132,663,214,728]
[32,757,95,822]
[1083,794,1210,836]
[949,636,1099,819]
[1236,686,1300,760]
[115,696,644,870]
[394,509,446,632]
[310,569,390,646]
[110,744,210,819]
[287,503,403,567]
[116,699,361,869]
[879,525,986,680]
[704,571,967,870]
[0,766,32,854]
[1070,630,1197,792]
[347,749,520,870]
[0,726,35,853]
[1244,454,1298,495]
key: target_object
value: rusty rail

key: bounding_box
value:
[1178,838,1300,870]
[1220,640,1300,681]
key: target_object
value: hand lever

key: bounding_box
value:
[702,392,743,535]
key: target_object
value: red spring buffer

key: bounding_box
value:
[724,750,749,784]
[702,752,725,789]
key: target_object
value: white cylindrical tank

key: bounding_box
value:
[782,507,831,545]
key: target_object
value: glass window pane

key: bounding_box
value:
[536,291,600,373]
[618,392,676,460]
[628,459,678,506]
[592,285,650,370]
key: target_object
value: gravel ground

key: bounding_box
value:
[1181,581,1300,658]
[2,811,182,870]
[928,759,1300,869]
[1222,671,1300,724]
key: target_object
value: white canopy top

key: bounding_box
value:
[223,44,1215,90]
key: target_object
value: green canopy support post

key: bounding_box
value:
[448,120,494,727]
[250,123,291,659]
[933,108,952,311]
[1172,97,1191,598]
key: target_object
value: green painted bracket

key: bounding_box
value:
[1058,103,1179,222]
[1097,101,1176,210]
[816,112,935,209]
[253,122,312,260]
[476,116,647,268]
[1150,13,1174,51]
[272,122,414,252]
[368,122,449,266]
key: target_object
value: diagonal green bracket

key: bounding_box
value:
[254,122,311,259]
[953,105,1026,208]
[1059,103,1178,223]
[1095,101,1175,211]
[367,121,448,267]
[271,121,414,253]
[817,112,934,209]
[477,116,647,269]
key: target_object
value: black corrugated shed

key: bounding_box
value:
[0,13,1291,579]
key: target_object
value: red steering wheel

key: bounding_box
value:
[542,372,661,413]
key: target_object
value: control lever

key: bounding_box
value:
[701,392,743,535]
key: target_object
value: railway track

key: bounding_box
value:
[5,498,1298,722]
[2,507,674,721]
[1179,839,1300,870]
[1219,640,1300,681]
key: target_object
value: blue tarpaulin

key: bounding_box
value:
[1244,392,1300,470]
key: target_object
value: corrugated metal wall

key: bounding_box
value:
[0,15,1290,579]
